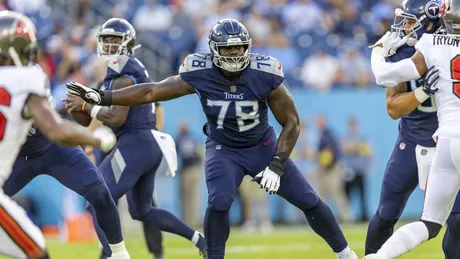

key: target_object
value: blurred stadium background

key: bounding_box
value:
[0,0,445,258]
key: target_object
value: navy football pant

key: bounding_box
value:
[204,127,348,258]
[365,134,460,258]
[89,130,197,256]
[4,145,123,246]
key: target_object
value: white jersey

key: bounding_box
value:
[416,34,460,138]
[0,66,48,185]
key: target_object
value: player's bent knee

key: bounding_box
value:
[295,192,320,211]
[83,182,113,209]
[421,220,442,239]
[208,194,234,212]
[378,204,404,221]
[447,213,460,230]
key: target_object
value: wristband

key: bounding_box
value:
[99,90,113,106]
[414,86,430,103]
[90,105,102,119]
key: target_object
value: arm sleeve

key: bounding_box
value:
[371,47,421,88]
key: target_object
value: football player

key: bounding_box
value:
[63,18,206,258]
[0,11,128,259]
[66,18,359,259]
[365,0,460,257]
[365,1,460,258]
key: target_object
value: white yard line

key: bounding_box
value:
[167,243,313,255]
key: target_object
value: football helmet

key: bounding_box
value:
[96,18,138,61]
[0,11,37,66]
[442,0,460,36]
[391,0,442,46]
[208,18,252,72]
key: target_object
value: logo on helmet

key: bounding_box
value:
[425,1,441,19]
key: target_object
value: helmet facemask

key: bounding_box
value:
[209,38,252,72]
[96,31,133,62]
[391,8,423,46]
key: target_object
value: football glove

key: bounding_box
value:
[66,81,107,105]
[369,31,408,57]
[420,66,440,96]
[252,155,285,195]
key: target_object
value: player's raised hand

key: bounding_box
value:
[252,157,285,194]
[420,66,440,95]
[66,81,102,105]
[369,31,408,57]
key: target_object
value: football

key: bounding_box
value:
[70,111,92,127]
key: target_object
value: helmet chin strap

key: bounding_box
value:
[8,47,23,66]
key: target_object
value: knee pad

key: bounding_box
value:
[128,205,142,221]
[209,194,233,212]
[447,213,460,231]
[83,183,113,209]
[372,211,398,230]
[378,203,404,221]
[421,220,442,240]
[301,193,320,210]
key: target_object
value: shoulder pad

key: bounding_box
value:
[249,54,284,78]
[415,34,434,54]
[179,53,212,74]
[20,66,49,97]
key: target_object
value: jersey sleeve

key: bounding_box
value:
[178,53,212,90]
[415,34,433,68]
[249,55,284,90]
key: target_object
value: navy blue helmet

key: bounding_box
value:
[208,18,252,72]
[391,0,443,45]
[97,18,138,60]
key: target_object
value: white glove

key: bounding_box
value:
[67,81,102,105]
[369,31,408,57]
[253,167,281,194]
[93,126,117,153]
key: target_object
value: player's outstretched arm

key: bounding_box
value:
[267,83,300,159]
[27,94,114,152]
[111,75,195,106]
[68,75,195,106]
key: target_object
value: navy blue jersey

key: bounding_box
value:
[386,44,437,147]
[104,55,156,136]
[179,53,284,148]
[18,124,53,157]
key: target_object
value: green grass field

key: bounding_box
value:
[0,224,445,259]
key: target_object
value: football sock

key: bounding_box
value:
[303,199,348,253]
[365,212,398,255]
[377,221,429,258]
[443,213,460,258]
[204,208,229,259]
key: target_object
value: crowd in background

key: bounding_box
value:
[0,0,400,99]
